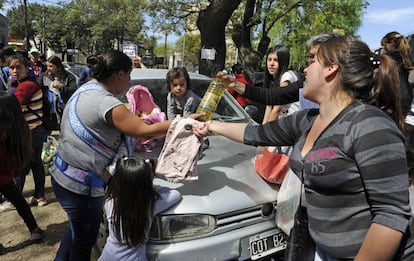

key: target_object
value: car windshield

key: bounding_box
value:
[117,77,250,122]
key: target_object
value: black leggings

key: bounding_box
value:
[0,181,38,232]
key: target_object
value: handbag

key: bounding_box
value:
[254,147,290,184]
[283,171,315,261]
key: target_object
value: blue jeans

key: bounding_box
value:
[15,125,50,198]
[51,177,104,261]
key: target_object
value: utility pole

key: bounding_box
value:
[163,30,167,68]
[23,0,30,51]
[41,5,46,54]
[182,30,185,67]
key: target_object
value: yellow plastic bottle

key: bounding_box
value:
[196,77,225,121]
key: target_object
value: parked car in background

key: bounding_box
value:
[64,63,84,77]
[95,68,286,261]
[65,68,79,82]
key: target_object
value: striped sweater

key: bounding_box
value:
[244,100,414,260]
[14,79,43,130]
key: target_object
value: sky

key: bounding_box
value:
[357,0,414,49]
[2,0,414,49]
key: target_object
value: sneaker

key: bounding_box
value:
[37,197,48,207]
[29,197,48,206]
[0,201,15,212]
[30,227,45,242]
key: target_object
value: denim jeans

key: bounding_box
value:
[15,125,50,198]
[51,177,104,261]
[0,181,38,232]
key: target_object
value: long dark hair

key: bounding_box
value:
[317,35,405,133]
[46,55,66,79]
[88,50,132,84]
[264,45,291,89]
[107,157,160,247]
[0,91,32,170]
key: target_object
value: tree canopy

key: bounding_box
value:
[6,0,368,75]
[146,0,368,75]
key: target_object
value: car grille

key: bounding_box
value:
[215,202,276,232]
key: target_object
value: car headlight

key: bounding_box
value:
[150,214,217,240]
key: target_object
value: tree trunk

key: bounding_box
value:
[197,0,241,77]
[231,0,267,74]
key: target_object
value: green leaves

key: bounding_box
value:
[6,0,367,72]
[266,0,367,69]
[8,0,146,56]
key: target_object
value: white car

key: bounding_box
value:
[95,68,286,261]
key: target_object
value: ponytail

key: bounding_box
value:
[381,31,414,71]
[397,37,414,71]
[319,35,406,134]
[366,54,406,133]
[88,50,132,84]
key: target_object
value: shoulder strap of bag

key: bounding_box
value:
[67,82,121,160]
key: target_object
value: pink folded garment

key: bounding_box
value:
[155,116,204,183]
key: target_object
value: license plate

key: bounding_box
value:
[249,228,286,260]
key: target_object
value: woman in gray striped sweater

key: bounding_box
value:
[195,34,414,261]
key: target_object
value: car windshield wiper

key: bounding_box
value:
[212,115,233,120]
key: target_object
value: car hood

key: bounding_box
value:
[153,135,279,215]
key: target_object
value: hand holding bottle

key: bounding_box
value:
[196,77,225,121]
[216,71,246,95]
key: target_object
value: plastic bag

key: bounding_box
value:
[276,169,301,235]
[41,135,58,175]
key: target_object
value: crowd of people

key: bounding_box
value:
[0,30,413,261]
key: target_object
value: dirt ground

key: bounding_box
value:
[0,173,100,261]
